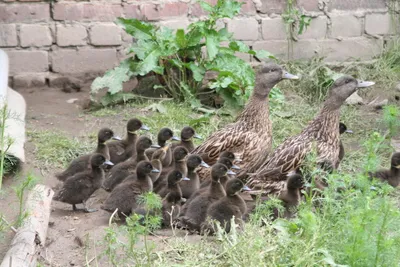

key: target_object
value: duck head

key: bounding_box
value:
[254,63,298,98]
[168,170,189,186]
[325,76,374,110]
[180,126,202,141]
[136,136,159,152]
[186,154,209,170]
[157,128,180,146]
[219,151,242,163]
[391,152,400,169]
[98,128,119,143]
[218,157,240,171]
[226,178,250,196]
[339,122,353,134]
[90,153,114,168]
[173,146,189,162]
[137,161,158,177]
[127,118,149,134]
[286,173,305,190]
[211,163,235,181]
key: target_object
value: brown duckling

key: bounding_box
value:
[201,178,251,234]
[150,146,168,183]
[197,151,241,183]
[145,128,180,167]
[101,161,159,217]
[176,163,232,232]
[369,152,400,187]
[53,153,113,212]
[102,136,160,192]
[181,154,210,199]
[277,173,304,219]
[171,126,202,152]
[158,170,189,199]
[192,63,298,181]
[107,118,150,165]
[200,157,240,189]
[248,77,374,197]
[338,122,352,162]
[56,128,118,182]
[154,146,189,193]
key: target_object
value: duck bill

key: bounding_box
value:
[182,177,190,181]
[231,165,241,170]
[151,168,160,173]
[141,125,150,131]
[194,134,202,140]
[171,136,181,141]
[234,157,242,163]
[151,144,161,149]
[200,161,210,168]
[357,80,375,88]
[345,129,354,134]
[227,170,236,175]
[282,71,299,80]
[395,165,400,169]
[103,160,114,166]
[241,185,251,192]
[112,136,122,141]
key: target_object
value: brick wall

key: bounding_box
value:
[0,0,396,88]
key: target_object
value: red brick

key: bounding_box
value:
[240,0,256,15]
[297,0,320,11]
[143,2,188,21]
[123,4,143,19]
[191,0,217,17]
[6,50,48,75]
[53,3,123,21]
[331,0,386,10]
[0,3,50,23]
[257,0,285,14]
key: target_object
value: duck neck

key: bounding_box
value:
[136,149,148,162]
[96,143,109,159]
[127,131,137,144]
[91,166,103,177]
[304,105,341,140]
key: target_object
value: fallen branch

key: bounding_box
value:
[1,184,54,267]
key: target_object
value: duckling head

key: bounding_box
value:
[391,152,400,169]
[325,76,374,110]
[137,161,159,176]
[90,153,113,168]
[254,63,298,97]
[98,128,117,143]
[226,178,250,196]
[219,151,242,163]
[211,163,235,181]
[186,154,209,170]
[181,126,202,141]
[167,170,189,186]
[286,173,304,189]
[173,146,189,162]
[158,128,180,145]
[339,122,353,134]
[127,118,149,134]
[136,136,159,152]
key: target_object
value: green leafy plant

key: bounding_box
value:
[91,0,273,108]
[0,103,17,189]
[382,104,400,138]
[13,174,37,227]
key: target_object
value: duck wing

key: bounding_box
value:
[54,173,93,203]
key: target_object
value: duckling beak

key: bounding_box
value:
[345,129,354,134]
[231,165,241,170]
[141,125,150,131]
[151,168,160,173]
[357,80,375,88]
[172,136,181,141]
[200,161,210,168]
[241,185,251,191]
[194,134,202,140]
[395,165,400,169]
[112,136,122,141]
[227,170,236,175]
[151,144,161,149]
[182,177,190,181]
[103,160,114,166]
[282,71,299,80]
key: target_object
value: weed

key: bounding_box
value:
[13,173,37,227]
[382,104,400,138]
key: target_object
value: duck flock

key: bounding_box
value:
[53,63,400,234]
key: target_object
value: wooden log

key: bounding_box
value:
[1,184,54,267]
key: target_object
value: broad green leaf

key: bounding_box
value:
[248,49,275,59]
[218,28,233,41]
[91,60,133,95]
[186,26,204,47]
[175,29,186,48]
[217,0,242,18]
[229,41,250,53]
[187,62,206,82]
[133,47,162,76]
[100,92,136,106]
[199,1,214,13]
[205,29,219,60]
[117,18,154,40]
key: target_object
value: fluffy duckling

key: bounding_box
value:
[248,77,374,196]
[171,126,202,152]
[107,118,149,165]
[154,146,189,193]
[201,178,251,234]
[53,153,113,212]
[277,173,304,219]
[56,128,118,182]
[103,136,159,192]
[181,154,210,199]
[177,163,232,232]
[158,170,189,199]
[191,63,298,181]
[338,122,352,162]
[101,161,159,217]
[200,157,240,189]
[145,128,180,167]
[369,152,400,187]
[197,151,241,183]
[150,147,168,183]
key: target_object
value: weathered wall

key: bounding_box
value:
[0,0,396,88]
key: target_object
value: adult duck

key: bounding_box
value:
[191,63,298,181]
[248,76,374,196]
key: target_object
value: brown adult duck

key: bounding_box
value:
[192,63,298,181]
[145,128,180,167]
[171,126,202,152]
[102,136,160,191]
[339,122,353,162]
[369,152,400,187]
[101,161,159,217]
[53,153,113,212]
[248,76,374,196]
[107,118,149,165]
[56,128,119,182]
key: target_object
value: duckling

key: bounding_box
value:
[158,169,189,198]
[154,146,189,193]
[277,173,304,219]
[102,136,160,192]
[101,161,159,217]
[150,146,168,183]
[248,77,374,196]
[338,122,353,162]
[369,152,400,187]
[107,118,150,165]
[176,163,232,232]
[192,63,298,181]
[145,128,180,167]
[200,157,240,189]
[56,128,118,182]
[201,178,251,234]
[53,153,113,212]
[181,154,210,199]
[171,126,202,152]
[197,151,241,183]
